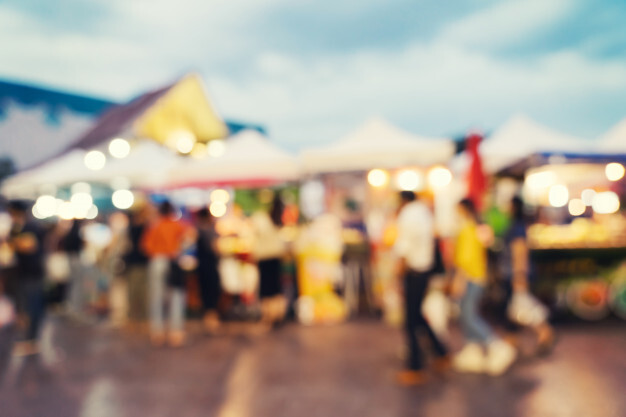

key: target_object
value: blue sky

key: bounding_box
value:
[1,0,625,150]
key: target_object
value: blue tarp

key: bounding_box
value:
[0,78,265,134]
[0,79,114,121]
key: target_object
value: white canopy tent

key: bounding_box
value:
[1,140,182,198]
[99,140,184,189]
[165,130,300,188]
[300,118,455,174]
[472,114,591,175]
[599,118,626,153]
[2,149,87,198]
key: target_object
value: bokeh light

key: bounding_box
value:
[207,139,226,157]
[367,169,389,188]
[84,150,106,170]
[427,166,452,189]
[109,138,131,158]
[35,195,58,218]
[86,205,99,220]
[112,190,134,209]
[209,201,227,217]
[211,189,230,203]
[395,169,423,191]
[581,189,596,206]
[592,191,620,214]
[56,201,75,220]
[548,184,569,207]
[71,192,93,211]
[174,131,196,154]
[568,198,585,216]
[32,204,45,220]
[605,162,625,181]
[525,171,556,190]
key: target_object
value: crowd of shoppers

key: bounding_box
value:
[0,190,554,386]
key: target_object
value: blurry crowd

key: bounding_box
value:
[0,194,293,355]
[393,191,555,385]
[0,190,556,386]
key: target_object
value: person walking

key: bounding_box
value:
[142,201,194,347]
[62,218,86,318]
[194,207,222,333]
[501,196,554,353]
[393,191,449,386]
[251,195,288,330]
[7,200,47,355]
[451,198,516,375]
[124,205,151,332]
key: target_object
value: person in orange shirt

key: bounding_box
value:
[142,201,195,347]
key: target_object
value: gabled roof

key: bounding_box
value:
[49,73,230,162]
[63,83,172,151]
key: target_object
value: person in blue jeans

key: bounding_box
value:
[452,198,516,375]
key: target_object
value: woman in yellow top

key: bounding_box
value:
[452,199,516,375]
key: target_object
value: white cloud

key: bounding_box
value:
[210,42,626,150]
[0,0,291,98]
[1,0,625,154]
[440,0,573,49]
[0,4,168,99]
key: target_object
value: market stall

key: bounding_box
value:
[494,151,626,321]
[299,118,457,324]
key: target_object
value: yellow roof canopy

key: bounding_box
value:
[133,73,228,145]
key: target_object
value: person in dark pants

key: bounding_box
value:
[0,279,17,381]
[501,196,554,353]
[124,206,150,330]
[194,207,222,333]
[394,191,449,385]
[62,218,86,317]
[7,200,46,356]
[251,195,287,330]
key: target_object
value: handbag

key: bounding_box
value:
[46,252,71,283]
[507,290,549,327]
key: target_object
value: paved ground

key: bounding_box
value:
[0,316,625,417]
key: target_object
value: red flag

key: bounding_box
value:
[466,133,487,212]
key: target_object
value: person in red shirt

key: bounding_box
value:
[142,201,195,347]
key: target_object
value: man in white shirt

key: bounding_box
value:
[394,191,449,385]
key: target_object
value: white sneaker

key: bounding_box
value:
[486,339,517,376]
[453,343,486,373]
